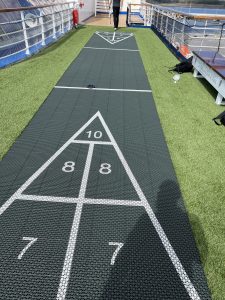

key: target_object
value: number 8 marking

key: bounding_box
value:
[62,161,75,173]
[99,163,111,175]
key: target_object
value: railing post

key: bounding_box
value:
[152,7,156,27]
[156,9,159,29]
[160,13,164,33]
[181,17,186,44]
[171,18,176,43]
[40,9,45,46]
[68,4,72,30]
[52,6,56,39]
[20,11,30,55]
[128,4,131,26]
[149,5,154,26]
[145,6,150,26]
[165,14,169,38]
[144,5,147,26]
[60,5,64,34]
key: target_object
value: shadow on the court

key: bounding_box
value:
[155,180,208,267]
[100,180,209,300]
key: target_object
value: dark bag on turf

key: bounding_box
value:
[213,110,225,126]
[169,57,193,74]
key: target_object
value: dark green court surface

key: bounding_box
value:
[0,31,211,299]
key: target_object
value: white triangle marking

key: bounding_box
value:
[95,31,134,45]
[0,112,200,300]
[0,112,101,216]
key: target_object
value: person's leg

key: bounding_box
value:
[113,7,120,29]
[113,7,117,29]
[115,7,120,28]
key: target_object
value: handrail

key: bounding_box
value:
[127,2,225,58]
[0,1,75,68]
[0,7,72,26]
[0,1,75,13]
[129,3,225,21]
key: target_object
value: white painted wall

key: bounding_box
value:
[79,0,95,21]
[121,0,141,12]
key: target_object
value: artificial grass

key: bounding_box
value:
[0,26,95,160]
[0,25,224,299]
[135,28,225,300]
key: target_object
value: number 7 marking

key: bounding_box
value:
[18,237,38,260]
[109,242,124,265]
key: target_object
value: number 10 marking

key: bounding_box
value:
[86,131,102,139]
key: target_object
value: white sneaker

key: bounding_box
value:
[114,28,117,31]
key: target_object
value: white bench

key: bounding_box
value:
[192,51,225,105]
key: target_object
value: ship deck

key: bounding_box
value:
[0,25,224,299]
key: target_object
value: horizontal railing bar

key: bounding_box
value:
[189,36,225,40]
[129,3,225,21]
[0,26,69,58]
[189,45,225,49]
[0,1,75,13]
[0,22,71,49]
[0,28,24,37]
[0,7,72,26]
[0,47,25,60]
[0,38,25,49]
[0,19,23,26]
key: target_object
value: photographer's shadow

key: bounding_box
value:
[100,180,209,300]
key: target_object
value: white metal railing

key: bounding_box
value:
[127,2,225,58]
[95,0,110,17]
[0,1,77,68]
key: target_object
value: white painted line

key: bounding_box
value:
[55,86,152,93]
[95,31,134,45]
[96,111,201,300]
[78,143,94,199]
[82,198,142,207]
[84,47,139,52]
[96,31,133,37]
[110,33,134,45]
[19,194,76,204]
[95,31,114,45]
[0,112,102,216]
[18,194,143,207]
[57,143,94,300]
[0,195,17,217]
[72,140,112,145]
[112,31,116,42]
[56,202,83,300]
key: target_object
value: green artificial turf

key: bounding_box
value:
[0,27,95,160]
[0,25,224,299]
[135,29,225,300]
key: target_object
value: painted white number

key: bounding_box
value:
[62,161,75,173]
[18,237,38,260]
[99,163,112,175]
[86,131,103,139]
[109,242,124,265]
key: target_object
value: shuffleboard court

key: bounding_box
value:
[0,31,210,299]
[0,200,76,299]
